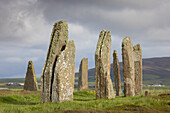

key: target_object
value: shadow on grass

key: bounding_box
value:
[106,104,170,113]
[57,104,169,113]
[0,96,38,105]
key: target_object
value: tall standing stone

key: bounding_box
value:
[95,30,115,99]
[122,36,135,97]
[52,40,75,103]
[78,58,88,91]
[133,44,142,95]
[113,50,122,96]
[41,20,68,103]
[24,61,39,91]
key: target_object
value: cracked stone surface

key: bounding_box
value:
[113,50,122,96]
[24,61,38,91]
[122,36,135,97]
[95,30,115,99]
[78,58,88,91]
[133,44,142,95]
[52,40,75,103]
[122,37,143,97]
[41,20,72,103]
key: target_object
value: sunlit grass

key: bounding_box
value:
[0,88,170,113]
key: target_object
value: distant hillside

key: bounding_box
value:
[76,57,170,86]
[0,57,170,86]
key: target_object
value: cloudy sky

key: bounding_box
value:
[0,0,170,78]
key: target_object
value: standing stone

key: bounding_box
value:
[41,20,68,103]
[95,30,115,99]
[113,50,122,96]
[133,44,142,95]
[78,58,88,91]
[24,61,39,91]
[145,91,149,97]
[52,40,75,103]
[122,36,135,97]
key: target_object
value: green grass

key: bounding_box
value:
[0,78,25,83]
[0,85,23,89]
[0,78,41,84]
[143,74,160,80]
[142,74,170,86]
[1,74,170,87]
[0,89,170,113]
[144,86,170,90]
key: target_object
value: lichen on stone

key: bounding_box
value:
[122,37,143,97]
[95,30,115,99]
[24,61,39,91]
[78,58,88,91]
[41,20,75,103]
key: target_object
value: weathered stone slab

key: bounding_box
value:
[78,58,88,91]
[113,50,121,96]
[145,91,149,97]
[51,40,75,103]
[41,20,68,103]
[95,30,115,99]
[133,44,142,95]
[122,36,135,97]
[24,61,38,91]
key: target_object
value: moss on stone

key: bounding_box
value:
[41,20,68,103]
[133,44,142,51]
[122,36,131,48]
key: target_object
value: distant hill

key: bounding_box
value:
[76,57,170,86]
[0,57,170,86]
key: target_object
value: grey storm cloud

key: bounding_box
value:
[39,0,170,48]
[0,0,170,78]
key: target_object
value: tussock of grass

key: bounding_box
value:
[0,89,169,113]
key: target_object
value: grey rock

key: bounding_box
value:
[122,36,135,97]
[133,44,142,95]
[24,61,39,91]
[78,58,88,91]
[41,20,68,103]
[52,40,75,103]
[113,50,121,96]
[122,37,143,97]
[95,30,115,99]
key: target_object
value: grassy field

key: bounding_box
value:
[0,78,169,112]
[0,89,170,113]
[0,78,41,84]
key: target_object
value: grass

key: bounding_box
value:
[143,74,160,80]
[142,74,170,86]
[0,89,170,113]
[0,78,41,84]
[0,78,25,83]
[0,85,24,89]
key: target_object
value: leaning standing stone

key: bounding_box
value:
[122,36,135,97]
[133,44,142,95]
[113,50,122,96]
[51,40,75,103]
[95,30,115,99]
[41,20,68,103]
[24,61,39,91]
[78,58,88,91]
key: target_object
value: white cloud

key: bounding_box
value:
[147,27,170,41]
[5,57,23,63]
[69,23,98,51]
[1,0,170,78]
[0,0,51,49]
[68,23,99,70]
